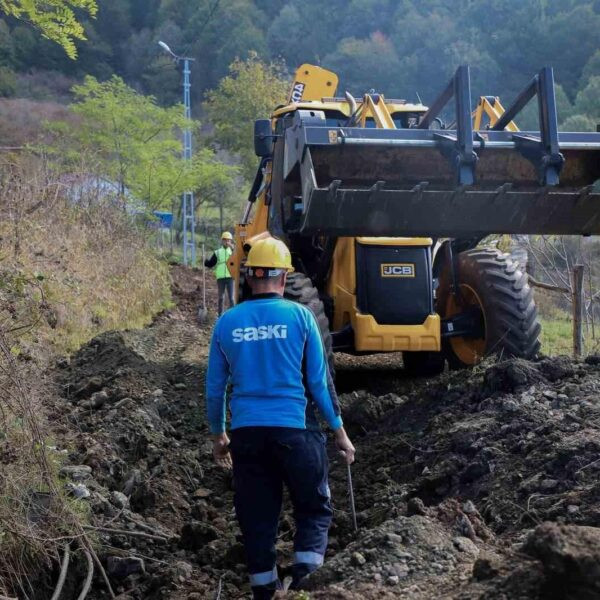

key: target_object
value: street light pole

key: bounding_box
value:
[158,41,196,266]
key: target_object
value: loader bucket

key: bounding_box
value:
[283,67,600,237]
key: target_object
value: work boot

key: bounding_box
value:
[251,581,279,599]
[289,562,318,590]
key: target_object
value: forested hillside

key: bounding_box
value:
[1,0,599,128]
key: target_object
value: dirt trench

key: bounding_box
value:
[48,266,600,599]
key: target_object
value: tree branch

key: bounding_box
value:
[528,276,570,294]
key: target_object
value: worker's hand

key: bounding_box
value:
[212,433,232,469]
[334,427,355,465]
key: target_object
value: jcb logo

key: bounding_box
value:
[291,82,305,103]
[381,263,415,278]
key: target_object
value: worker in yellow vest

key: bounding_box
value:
[205,232,235,315]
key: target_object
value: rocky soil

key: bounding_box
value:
[47,266,600,599]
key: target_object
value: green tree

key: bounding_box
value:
[267,4,325,68]
[580,50,600,88]
[200,175,243,232]
[204,53,289,181]
[554,84,574,125]
[518,83,572,130]
[10,25,38,69]
[2,0,600,129]
[561,114,597,132]
[129,0,160,30]
[573,76,600,121]
[324,33,401,96]
[47,75,237,213]
[337,0,396,39]
[141,55,181,106]
[0,19,14,66]
[543,4,600,94]
[0,0,97,59]
[0,64,15,96]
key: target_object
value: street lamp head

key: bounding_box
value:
[158,40,195,63]
[158,40,175,57]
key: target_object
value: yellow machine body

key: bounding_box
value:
[232,62,600,369]
[326,237,440,352]
[229,64,441,354]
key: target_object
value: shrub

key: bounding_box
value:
[0,153,171,594]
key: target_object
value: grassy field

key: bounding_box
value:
[535,287,588,357]
[539,316,573,356]
[539,315,600,357]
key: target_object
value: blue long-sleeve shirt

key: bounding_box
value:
[205,293,342,434]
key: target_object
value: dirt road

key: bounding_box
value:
[51,266,600,599]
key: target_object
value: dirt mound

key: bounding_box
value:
[320,353,600,598]
[45,268,600,599]
[453,521,600,600]
[482,356,577,393]
[522,522,600,599]
[304,499,489,599]
[50,273,245,599]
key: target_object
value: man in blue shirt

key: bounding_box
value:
[206,237,355,599]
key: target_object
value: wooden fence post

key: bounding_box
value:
[572,265,584,357]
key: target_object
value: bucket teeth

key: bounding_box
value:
[280,65,600,237]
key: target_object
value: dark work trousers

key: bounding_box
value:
[217,277,234,315]
[230,427,332,597]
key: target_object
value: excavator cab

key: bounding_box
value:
[229,64,600,375]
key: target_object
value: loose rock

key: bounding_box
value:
[60,465,92,480]
[110,490,130,509]
[106,556,145,577]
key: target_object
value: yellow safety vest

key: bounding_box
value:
[215,246,232,279]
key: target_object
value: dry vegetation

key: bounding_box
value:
[0,99,73,148]
[0,152,172,596]
[0,153,171,354]
[0,327,82,597]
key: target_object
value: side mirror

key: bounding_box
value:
[254,119,273,157]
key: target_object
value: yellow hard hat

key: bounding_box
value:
[245,237,294,274]
[221,231,233,240]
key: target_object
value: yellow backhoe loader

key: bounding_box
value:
[228,64,600,375]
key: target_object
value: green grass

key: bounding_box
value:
[539,315,600,357]
[539,316,573,356]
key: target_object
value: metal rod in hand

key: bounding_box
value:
[347,463,358,532]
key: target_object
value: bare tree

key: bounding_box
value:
[525,235,600,355]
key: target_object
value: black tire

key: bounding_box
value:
[403,350,446,377]
[284,272,335,375]
[437,248,541,368]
